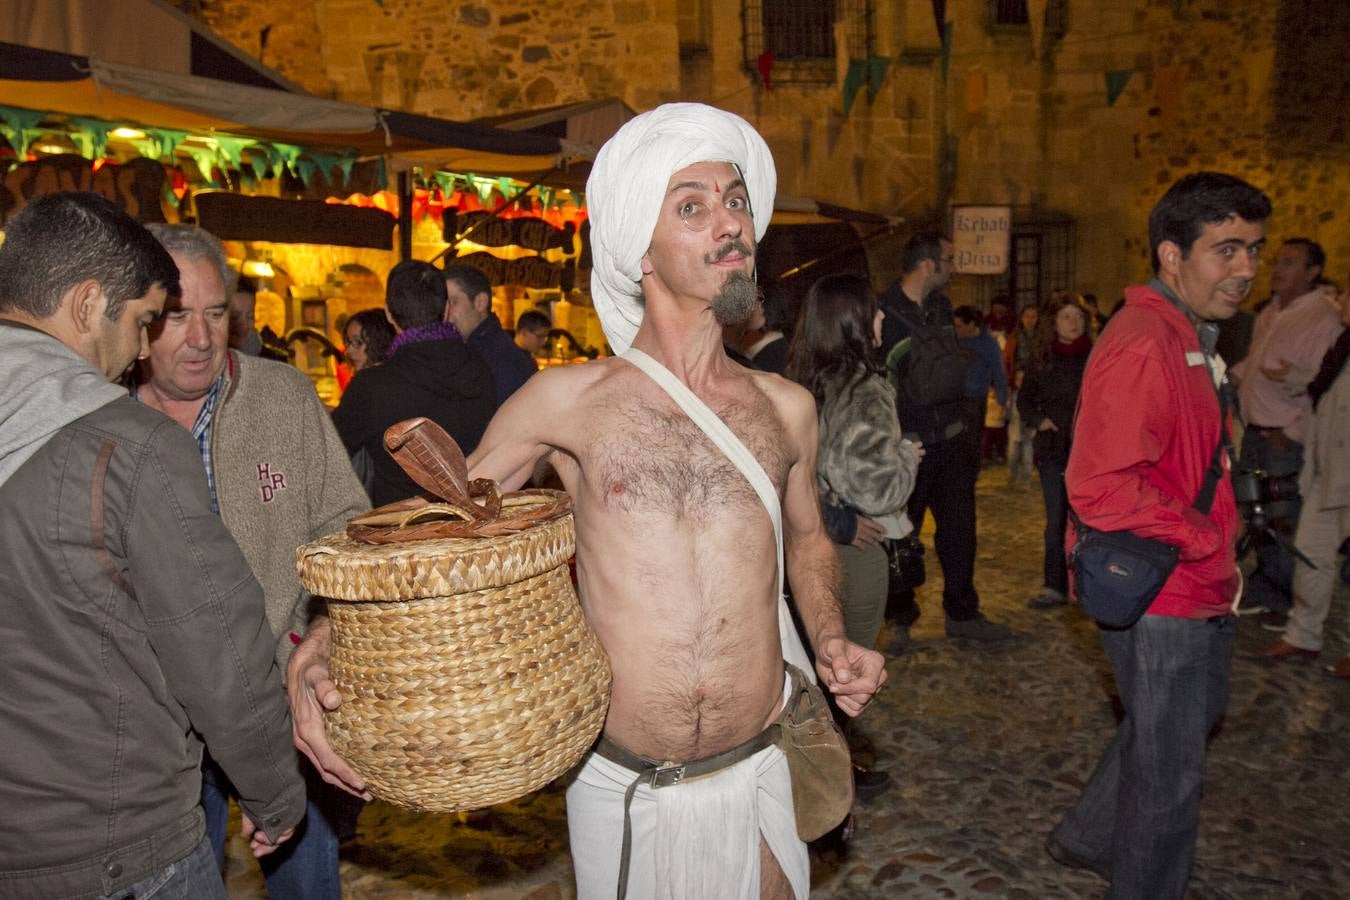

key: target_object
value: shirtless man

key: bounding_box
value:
[288,103,886,899]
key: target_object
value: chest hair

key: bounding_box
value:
[589,390,791,520]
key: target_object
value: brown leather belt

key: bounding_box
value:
[595,727,781,900]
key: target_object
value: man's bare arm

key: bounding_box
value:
[777,382,888,715]
[467,364,585,487]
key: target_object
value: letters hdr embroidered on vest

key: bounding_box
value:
[257,462,288,503]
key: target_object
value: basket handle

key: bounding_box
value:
[383,417,471,506]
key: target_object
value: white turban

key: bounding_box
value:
[586,103,777,354]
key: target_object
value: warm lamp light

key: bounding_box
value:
[241,259,276,279]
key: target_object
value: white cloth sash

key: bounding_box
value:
[620,348,815,682]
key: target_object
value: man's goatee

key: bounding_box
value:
[712,273,758,326]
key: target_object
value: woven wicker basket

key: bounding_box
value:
[296,493,611,812]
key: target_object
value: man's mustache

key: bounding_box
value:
[705,241,754,264]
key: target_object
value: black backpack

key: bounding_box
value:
[884,303,967,409]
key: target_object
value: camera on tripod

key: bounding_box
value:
[1231,468,1300,529]
[1231,468,1314,567]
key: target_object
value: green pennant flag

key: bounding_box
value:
[295,158,319,188]
[246,152,270,182]
[68,118,110,159]
[144,128,189,161]
[308,153,344,187]
[1105,69,1133,106]
[842,59,868,118]
[212,136,256,169]
[0,106,47,157]
[334,155,356,187]
[181,145,220,183]
[867,56,892,102]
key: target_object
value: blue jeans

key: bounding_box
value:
[1238,427,1304,612]
[1052,614,1234,900]
[94,833,225,900]
[1037,459,1069,595]
[202,755,340,900]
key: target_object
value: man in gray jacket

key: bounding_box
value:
[0,193,305,899]
[136,223,368,898]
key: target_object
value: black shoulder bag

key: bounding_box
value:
[1069,386,1230,629]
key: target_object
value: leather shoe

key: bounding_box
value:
[1325,658,1350,680]
[1045,834,1111,881]
[1259,639,1317,661]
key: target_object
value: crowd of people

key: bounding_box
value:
[1,100,1347,900]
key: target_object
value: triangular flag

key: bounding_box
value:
[1105,70,1133,106]
[931,0,947,44]
[1028,0,1048,59]
[842,59,868,119]
[867,56,892,102]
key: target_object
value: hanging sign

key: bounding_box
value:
[951,205,1010,274]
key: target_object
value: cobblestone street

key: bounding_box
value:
[227,466,1350,899]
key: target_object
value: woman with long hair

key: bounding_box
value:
[1018,300,1093,608]
[343,309,397,373]
[787,273,921,652]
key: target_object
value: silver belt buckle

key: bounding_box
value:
[650,763,686,788]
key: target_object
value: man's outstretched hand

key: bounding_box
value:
[815,636,888,716]
[287,617,371,800]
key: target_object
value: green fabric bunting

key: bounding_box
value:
[0,106,47,157]
[867,56,892,102]
[181,144,221,183]
[144,128,189,161]
[247,152,271,182]
[842,59,868,118]
[211,136,256,168]
[334,155,356,187]
[1106,70,1133,106]
[68,118,110,159]
[295,158,319,187]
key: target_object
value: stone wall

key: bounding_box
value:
[943,0,1350,301]
[192,0,1350,304]
[199,0,682,117]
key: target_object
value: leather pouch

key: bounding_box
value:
[777,664,854,841]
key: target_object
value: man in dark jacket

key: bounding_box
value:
[443,262,539,406]
[1046,173,1269,898]
[879,233,1011,644]
[334,260,497,506]
[0,193,305,899]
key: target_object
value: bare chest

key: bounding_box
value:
[584,391,792,519]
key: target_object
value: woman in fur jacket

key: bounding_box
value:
[788,273,922,652]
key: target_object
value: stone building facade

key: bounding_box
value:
[194,0,1349,307]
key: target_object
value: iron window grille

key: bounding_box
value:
[742,0,875,86]
[989,0,1068,39]
[971,215,1076,312]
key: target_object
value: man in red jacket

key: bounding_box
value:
[1045,172,1270,899]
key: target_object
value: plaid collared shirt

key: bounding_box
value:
[190,375,225,514]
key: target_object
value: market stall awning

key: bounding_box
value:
[770,195,903,227]
[0,41,569,175]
